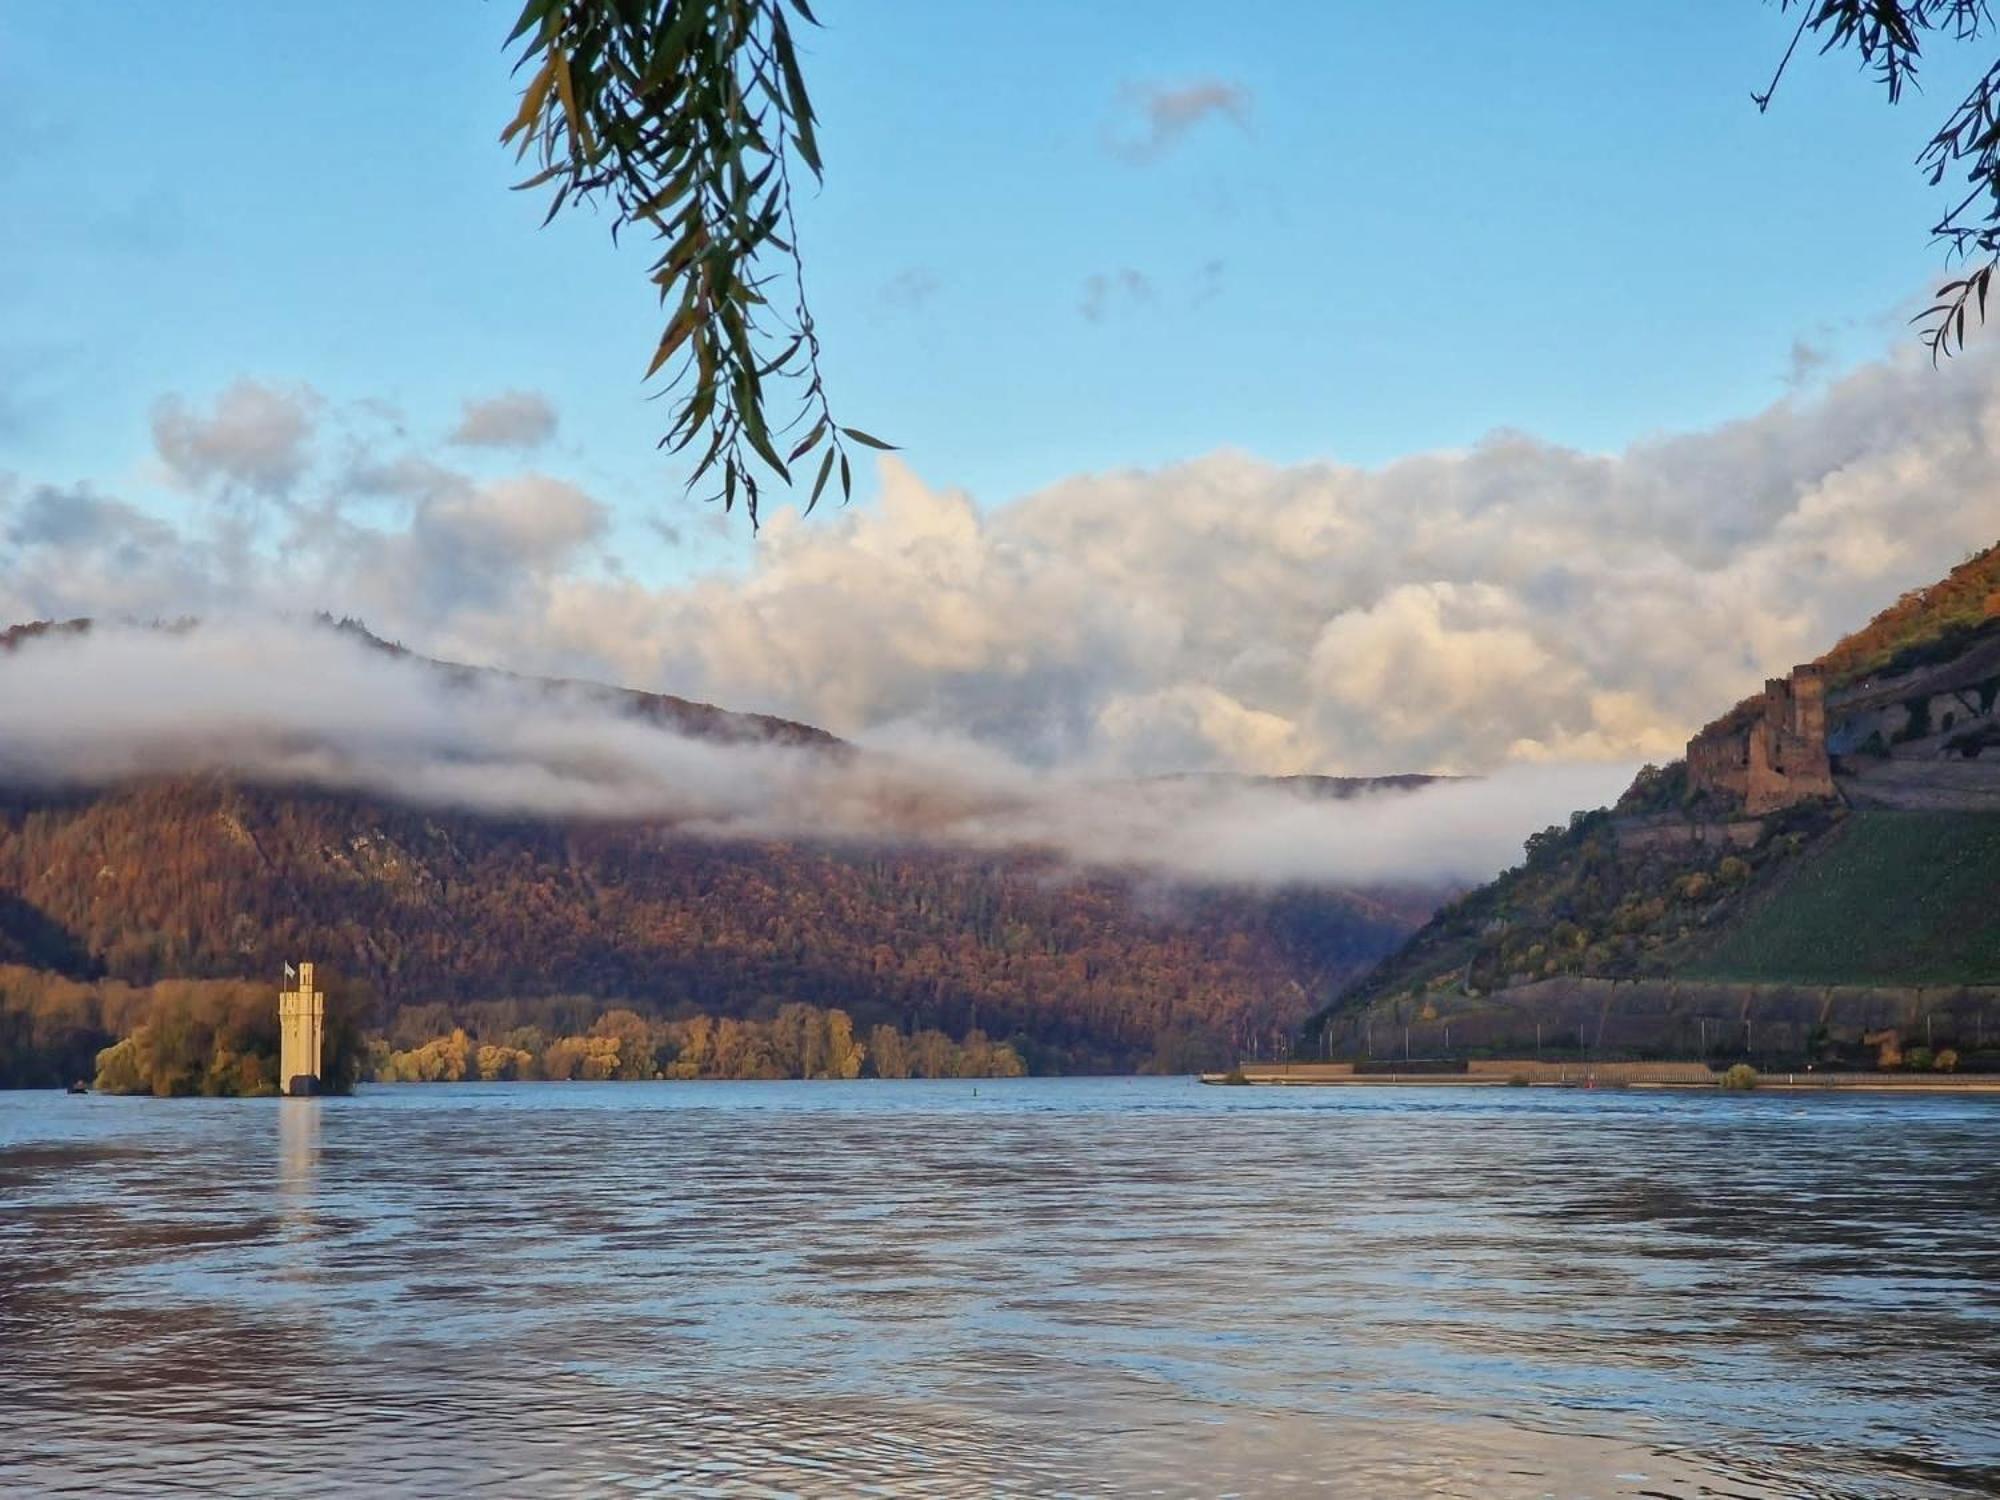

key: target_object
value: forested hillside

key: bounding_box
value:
[0,776,1418,1079]
[1816,542,2000,687]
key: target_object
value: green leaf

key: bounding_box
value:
[505,0,559,47]
[501,0,884,525]
[787,419,826,463]
[808,446,836,510]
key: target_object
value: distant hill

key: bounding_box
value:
[0,619,1439,1079]
[1306,544,2000,1067]
[4,614,844,752]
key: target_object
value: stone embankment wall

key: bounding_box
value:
[1463,1058,1712,1084]
[1839,757,2000,811]
[1322,976,2000,1064]
[1611,815,1765,853]
[1220,1061,1355,1083]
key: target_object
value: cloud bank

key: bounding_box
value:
[0,621,1629,888]
[5,342,2000,827]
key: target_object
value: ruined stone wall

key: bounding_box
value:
[1685,665,1835,813]
[1611,815,1764,853]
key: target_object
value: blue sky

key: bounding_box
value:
[8,3,2000,786]
[1,1,1984,576]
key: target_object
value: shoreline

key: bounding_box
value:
[1201,1063,2000,1093]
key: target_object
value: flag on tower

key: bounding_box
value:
[284,961,297,981]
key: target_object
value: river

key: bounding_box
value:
[2,1078,1997,1497]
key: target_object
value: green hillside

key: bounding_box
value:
[1688,812,2000,985]
[1302,543,2000,1059]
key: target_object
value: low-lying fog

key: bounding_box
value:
[0,621,1638,888]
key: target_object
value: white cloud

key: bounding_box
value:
[448,390,558,450]
[8,345,2000,792]
[151,379,318,497]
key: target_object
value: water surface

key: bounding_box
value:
[3,1078,1998,1497]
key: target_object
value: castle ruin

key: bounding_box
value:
[1685,665,1836,815]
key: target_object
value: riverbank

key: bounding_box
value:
[1202,1061,2000,1092]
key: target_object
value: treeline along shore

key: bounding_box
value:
[0,966,1025,1096]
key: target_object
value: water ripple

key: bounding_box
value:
[2,1079,1998,1496]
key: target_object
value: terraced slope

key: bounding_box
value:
[1688,812,2000,986]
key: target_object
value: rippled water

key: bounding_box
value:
[3,1079,1999,1497]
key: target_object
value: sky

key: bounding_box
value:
[5,2,2000,794]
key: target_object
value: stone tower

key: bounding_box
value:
[278,962,325,1097]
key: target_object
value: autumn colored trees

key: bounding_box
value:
[375,1002,1024,1082]
[0,777,1413,1077]
[0,965,1028,1089]
[1816,542,2000,687]
[0,966,363,1095]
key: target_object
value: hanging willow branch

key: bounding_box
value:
[1759,1,2000,362]
[503,0,890,527]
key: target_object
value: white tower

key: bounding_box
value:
[278,961,325,1096]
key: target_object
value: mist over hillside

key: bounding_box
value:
[0,615,1631,1074]
[0,616,1632,889]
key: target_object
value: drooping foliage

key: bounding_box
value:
[1759,2,2000,358]
[502,0,886,523]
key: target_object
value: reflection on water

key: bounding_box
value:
[2,1079,1998,1497]
[276,1097,318,1214]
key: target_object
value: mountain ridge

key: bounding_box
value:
[0,615,1448,1078]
